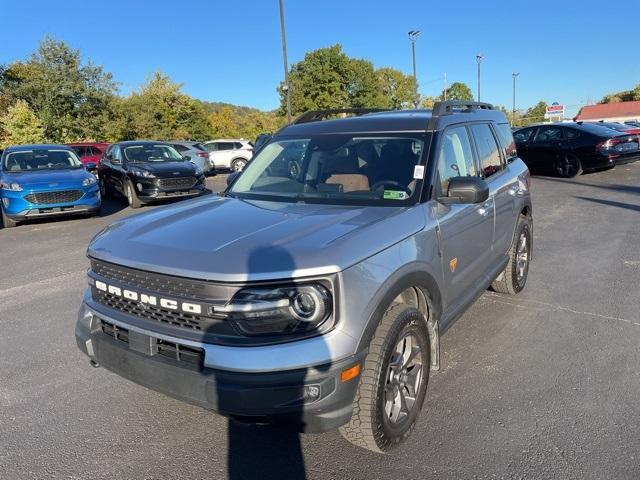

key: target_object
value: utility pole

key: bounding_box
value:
[278,0,291,122]
[408,30,421,107]
[512,72,519,125]
[476,54,484,101]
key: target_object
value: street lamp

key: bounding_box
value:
[476,54,484,101]
[278,0,291,122]
[512,72,520,125]
[408,30,421,106]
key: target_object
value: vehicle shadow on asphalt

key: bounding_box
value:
[574,196,640,213]
[532,175,640,195]
[206,245,330,480]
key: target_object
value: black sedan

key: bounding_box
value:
[513,123,640,178]
[97,141,207,208]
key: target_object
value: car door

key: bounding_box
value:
[207,142,225,168]
[470,123,518,259]
[104,145,126,195]
[513,127,536,166]
[527,125,566,173]
[433,125,495,314]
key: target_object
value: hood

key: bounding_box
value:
[3,168,92,189]
[132,161,197,176]
[88,196,425,282]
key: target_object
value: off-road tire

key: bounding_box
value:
[491,215,532,295]
[339,304,430,453]
[125,179,142,209]
[1,206,17,228]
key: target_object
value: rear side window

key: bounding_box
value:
[470,123,503,178]
[495,123,518,162]
[218,142,234,151]
[234,142,244,150]
[436,126,477,195]
[565,129,581,139]
[172,144,188,152]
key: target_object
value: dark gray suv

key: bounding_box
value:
[76,101,532,452]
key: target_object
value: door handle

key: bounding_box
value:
[477,201,493,217]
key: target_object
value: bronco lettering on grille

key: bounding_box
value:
[94,280,202,314]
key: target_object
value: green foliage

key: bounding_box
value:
[0,36,116,142]
[279,45,418,115]
[0,99,45,148]
[600,84,640,103]
[520,101,548,126]
[377,68,418,109]
[207,105,284,140]
[443,82,473,101]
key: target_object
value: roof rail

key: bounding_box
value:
[432,101,494,117]
[292,108,390,125]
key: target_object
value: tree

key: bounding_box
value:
[600,84,640,104]
[0,36,116,142]
[377,68,418,109]
[0,100,45,148]
[443,82,473,101]
[110,72,210,141]
[521,101,548,125]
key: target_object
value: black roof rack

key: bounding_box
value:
[432,101,494,116]
[292,108,390,125]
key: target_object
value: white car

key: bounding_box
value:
[203,139,253,172]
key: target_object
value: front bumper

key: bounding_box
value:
[2,186,101,219]
[133,178,207,202]
[75,301,364,432]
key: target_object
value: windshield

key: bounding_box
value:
[230,134,428,206]
[123,144,183,163]
[2,149,83,172]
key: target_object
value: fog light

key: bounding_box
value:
[304,384,321,402]
[136,183,143,192]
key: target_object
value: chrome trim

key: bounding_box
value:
[214,298,290,313]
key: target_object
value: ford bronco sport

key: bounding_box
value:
[76,101,532,452]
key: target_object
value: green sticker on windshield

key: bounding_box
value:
[383,190,407,200]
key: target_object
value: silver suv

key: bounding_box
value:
[75,102,532,452]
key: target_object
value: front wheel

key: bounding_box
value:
[231,158,247,172]
[99,177,109,198]
[339,304,430,453]
[491,215,532,295]
[1,206,17,228]
[555,154,582,178]
[125,180,142,209]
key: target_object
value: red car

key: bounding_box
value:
[67,142,109,166]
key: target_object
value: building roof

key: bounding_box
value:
[575,101,640,121]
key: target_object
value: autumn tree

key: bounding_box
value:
[0,100,45,148]
[377,68,418,109]
[443,82,473,101]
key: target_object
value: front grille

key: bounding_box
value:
[25,189,83,205]
[100,319,203,367]
[157,177,196,190]
[95,289,204,330]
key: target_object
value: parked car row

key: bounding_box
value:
[513,121,640,177]
[0,140,213,228]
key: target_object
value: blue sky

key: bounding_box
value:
[1,0,636,117]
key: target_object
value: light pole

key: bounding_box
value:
[476,54,484,101]
[408,30,421,106]
[512,72,519,125]
[278,0,291,122]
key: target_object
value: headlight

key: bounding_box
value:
[82,176,97,187]
[195,167,203,176]
[131,169,155,178]
[0,181,22,191]
[213,284,333,336]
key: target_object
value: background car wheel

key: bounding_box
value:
[125,180,142,209]
[1,206,17,228]
[231,158,247,172]
[491,215,532,295]
[99,177,110,198]
[339,303,430,453]
[555,154,582,178]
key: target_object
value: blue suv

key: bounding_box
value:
[1,144,101,228]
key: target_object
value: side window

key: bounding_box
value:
[235,142,244,150]
[470,123,503,178]
[495,123,518,162]
[565,128,580,140]
[173,144,188,152]
[436,126,477,195]
[112,146,122,164]
[534,126,564,142]
[219,142,234,151]
[513,128,535,143]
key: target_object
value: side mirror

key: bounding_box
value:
[86,162,97,171]
[182,155,191,161]
[226,171,241,187]
[443,176,489,204]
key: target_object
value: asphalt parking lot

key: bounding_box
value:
[1,164,640,480]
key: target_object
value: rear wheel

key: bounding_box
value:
[491,215,532,295]
[99,177,109,198]
[231,158,247,172]
[1,206,17,228]
[555,154,582,178]
[339,304,430,453]
[125,180,142,209]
